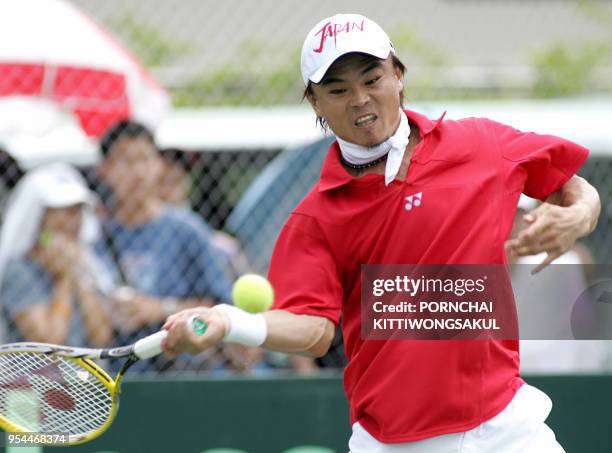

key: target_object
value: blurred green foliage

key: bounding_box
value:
[387,27,451,101]
[113,2,612,105]
[173,43,303,106]
[112,13,192,66]
[578,0,612,27]
[530,43,609,97]
[529,0,612,97]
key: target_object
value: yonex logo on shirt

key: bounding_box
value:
[405,192,422,211]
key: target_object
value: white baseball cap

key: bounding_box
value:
[301,13,394,86]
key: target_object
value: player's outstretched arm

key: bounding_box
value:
[262,310,335,357]
[162,307,335,358]
[505,175,600,273]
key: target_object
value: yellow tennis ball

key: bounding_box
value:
[232,274,274,313]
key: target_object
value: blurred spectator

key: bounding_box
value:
[0,147,24,220]
[96,120,233,371]
[510,195,607,372]
[0,163,112,347]
[158,146,251,280]
[158,147,193,207]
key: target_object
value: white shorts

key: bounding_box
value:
[348,384,565,453]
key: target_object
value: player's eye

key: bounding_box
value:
[329,88,346,95]
[365,76,381,86]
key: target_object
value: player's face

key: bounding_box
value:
[100,136,162,204]
[308,54,404,147]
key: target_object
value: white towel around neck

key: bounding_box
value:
[337,109,410,185]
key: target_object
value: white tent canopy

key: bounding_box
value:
[0,0,169,140]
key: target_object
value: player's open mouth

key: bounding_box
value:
[355,114,377,127]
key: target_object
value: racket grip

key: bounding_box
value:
[133,317,206,359]
[188,315,207,334]
[133,330,168,359]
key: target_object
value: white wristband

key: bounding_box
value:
[212,304,267,347]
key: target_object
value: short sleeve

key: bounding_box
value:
[0,260,51,319]
[487,119,589,200]
[268,213,342,325]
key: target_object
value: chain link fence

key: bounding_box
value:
[73,0,612,104]
[0,0,611,375]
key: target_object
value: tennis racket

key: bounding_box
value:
[0,315,207,446]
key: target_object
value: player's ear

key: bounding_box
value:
[308,95,323,118]
[305,85,323,117]
[394,66,404,92]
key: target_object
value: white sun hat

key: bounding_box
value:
[0,163,100,282]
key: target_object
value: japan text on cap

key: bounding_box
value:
[300,13,394,86]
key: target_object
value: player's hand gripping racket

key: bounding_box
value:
[0,315,207,445]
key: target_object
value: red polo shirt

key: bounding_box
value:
[269,109,589,443]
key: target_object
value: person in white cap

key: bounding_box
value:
[0,163,113,348]
[162,14,601,452]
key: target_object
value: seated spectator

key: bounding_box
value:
[96,120,233,371]
[158,147,193,208]
[0,163,112,347]
[158,146,251,280]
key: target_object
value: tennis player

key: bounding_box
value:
[164,14,600,452]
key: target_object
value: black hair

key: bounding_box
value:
[303,53,407,131]
[99,120,155,158]
[0,147,24,189]
[159,147,192,172]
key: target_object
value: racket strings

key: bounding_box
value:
[0,352,113,436]
[0,353,109,434]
